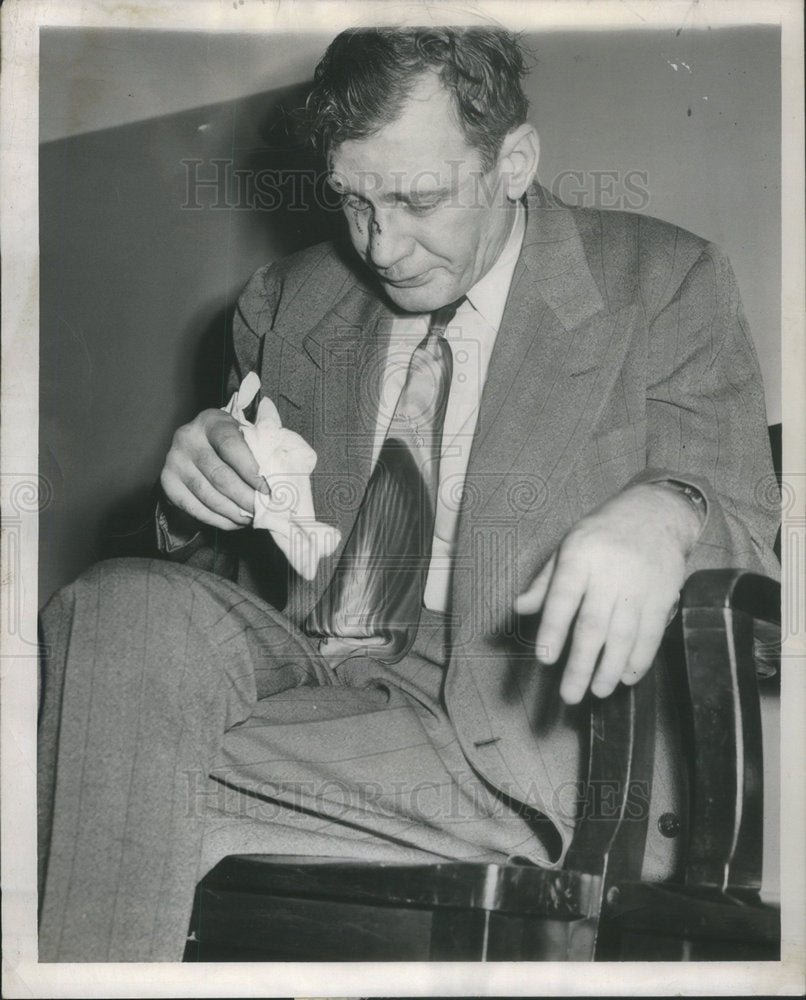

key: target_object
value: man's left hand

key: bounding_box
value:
[515,483,703,705]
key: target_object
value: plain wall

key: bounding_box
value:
[39,26,781,604]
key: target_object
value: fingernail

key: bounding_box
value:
[561,683,583,704]
[535,641,553,663]
[258,481,270,494]
[239,509,251,519]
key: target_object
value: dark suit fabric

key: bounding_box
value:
[39,560,556,961]
[226,190,778,843]
[37,192,779,961]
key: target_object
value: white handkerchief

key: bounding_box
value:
[223,372,341,581]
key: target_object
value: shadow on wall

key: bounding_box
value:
[39,81,342,604]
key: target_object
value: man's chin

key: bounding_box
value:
[381,279,459,314]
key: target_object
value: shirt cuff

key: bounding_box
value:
[155,498,204,557]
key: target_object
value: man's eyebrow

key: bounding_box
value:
[390,187,451,204]
[325,174,453,203]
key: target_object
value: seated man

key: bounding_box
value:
[37,27,779,962]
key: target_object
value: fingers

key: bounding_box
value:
[514,553,555,616]
[160,467,247,531]
[589,598,640,699]
[161,410,264,531]
[517,546,676,705]
[160,460,251,530]
[559,590,618,704]
[618,597,672,686]
[515,484,691,705]
[533,552,587,666]
[564,592,673,703]
[209,418,265,495]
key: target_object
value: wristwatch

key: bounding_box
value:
[661,479,707,524]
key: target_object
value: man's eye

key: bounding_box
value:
[343,195,370,212]
[408,201,440,216]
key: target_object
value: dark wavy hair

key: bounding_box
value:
[304,27,530,171]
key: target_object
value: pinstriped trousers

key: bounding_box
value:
[38,558,555,962]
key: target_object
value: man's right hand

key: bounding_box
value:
[160,409,267,531]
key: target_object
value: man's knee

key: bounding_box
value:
[40,556,260,722]
[74,555,196,593]
[44,557,205,624]
[39,557,217,695]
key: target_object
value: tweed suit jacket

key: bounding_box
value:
[182,186,779,863]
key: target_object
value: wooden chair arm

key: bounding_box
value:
[564,669,655,885]
[594,569,782,960]
[676,569,780,896]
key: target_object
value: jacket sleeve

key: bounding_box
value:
[154,263,282,577]
[631,241,780,579]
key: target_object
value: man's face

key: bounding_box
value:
[328,73,514,313]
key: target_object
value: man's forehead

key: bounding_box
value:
[328,140,484,202]
[327,73,484,196]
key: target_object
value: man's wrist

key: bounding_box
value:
[660,479,707,519]
[653,479,707,553]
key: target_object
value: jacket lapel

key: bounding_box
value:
[452,196,640,620]
[281,195,639,622]
[281,281,396,616]
[301,285,390,483]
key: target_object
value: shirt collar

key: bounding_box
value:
[463,200,526,331]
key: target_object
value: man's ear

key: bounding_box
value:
[498,124,540,201]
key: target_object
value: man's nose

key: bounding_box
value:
[366,210,412,271]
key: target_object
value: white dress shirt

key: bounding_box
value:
[372,203,526,612]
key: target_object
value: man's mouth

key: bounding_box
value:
[380,271,431,288]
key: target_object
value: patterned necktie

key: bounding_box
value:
[305,299,463,664]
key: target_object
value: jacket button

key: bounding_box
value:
[658,812,680,838]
